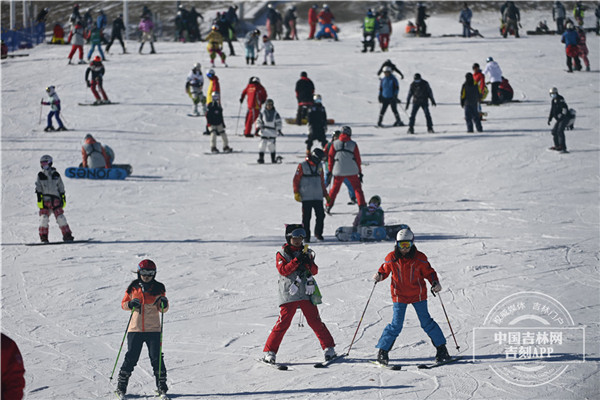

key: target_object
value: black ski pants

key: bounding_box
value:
[302,200,325,241]
[106,33,125,53]
[379,98,401,122]
[551,118,568,150]
[490,82,501,104]
[306,126,327,151]
[408,103,433,129]
[120,331,166,380]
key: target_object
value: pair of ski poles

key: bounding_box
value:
[345,281,460,356]
[109,304,165,382]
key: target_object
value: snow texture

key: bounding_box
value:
[1,7,599,400]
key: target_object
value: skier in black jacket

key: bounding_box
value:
[295,71,315,124]
[106,14,126,54]
[306,94,328,152]
[406,73,436,134]
[547,87,570,153]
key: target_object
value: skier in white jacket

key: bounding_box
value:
[482,57,503,105]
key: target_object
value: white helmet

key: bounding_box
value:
[396,227,414,242]
[549,87,558,96]
[193,62,201,71]
[40,154,53,169]
[313,94,322,103]
[383,66,392,73]
[212,92,220,101]
[46,85,56,95]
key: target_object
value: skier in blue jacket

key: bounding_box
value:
[378,67,404,127]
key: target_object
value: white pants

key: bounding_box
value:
[210,124,229,148]
[258,137,276,153]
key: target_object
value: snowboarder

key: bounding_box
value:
[67,19,86,64]
[547,87,570,153]
[306,94,328,153]
[316,4,338,40]
[326,125,366,213]
[1,333,25,400]
[295,71,315,125]
[378,66,404,127]
[352,195,384,229]
[41,85,67,132]
[553,1,566,34]
[416,2,429,37]
[576,26,590,71]
[206,25,227,67]
[186,63,206,116]
[105,13,126,54]
[86,26,106,61]
[377,9,392,51]
[561,22,581,72]
[261,225,336,365]
[244,29,260,65]
[308,4,318,39]
[323,130,357,205]
[116,259,169,398]
[261,35,275,65]
[85,56,110,104]
[36,155,74,243]
[482,57,502,104]
[459,3,473,37]
[240,76,268,138]
[256,98,282,163]
[293,148,330,242]
[372,227,451,366]
[205,69,220,105]
[206,92,232,154]
[406,73,436,134]
[81,134,111,168]
[460,73,483,133]
[377,59,404,79]
[283,5,298,40]
[361,9,378,52]
[502,1,520,38]
[497,76,514,103]
[138,15,155,54]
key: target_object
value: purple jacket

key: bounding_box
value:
[139,18,154,33]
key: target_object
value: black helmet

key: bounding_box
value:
[300,71,307,78]
[285,224,305,244]
[310,148,325,163]
[341,125,352,136]
[368,195,381,206]
[414,73,422,80]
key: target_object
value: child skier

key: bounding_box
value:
[205,25,227,67]
[261,35,275,65]
[41,86,67,132]
[67,19,86,64]
[35,155,74,243]
[547,87,570,153]
[256,98,282,164]
[262,225,336,364]
[205,69,220,105]
[372,227,451,366]
[138,15,156,54]
[85,56,110,104]
[306,94,328,153]
[116,259,169,398]
[206,92,232,154]
[185,63,206,116]
[244,29,260,65]
[86,26,106,61]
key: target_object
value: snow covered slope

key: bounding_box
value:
[1,9,598,400]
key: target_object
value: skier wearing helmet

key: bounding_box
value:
[244,29,261,65]
[35,155,74,243]
[205,69,220,105]
[261,225,336,365]
[116,259,169,398]
[293,148,331,241]
[306,94,328,152]
[547,87,570,153]
[256,98,282,163]
[206,92,232,154]
[240,76,268,137]
[561,22,581,72]
[185,63,206,116]
[41,85,67,132]
[85,56,110,104]
[206,25,227,67]
[353,195,384,229]
[372,227,451,366]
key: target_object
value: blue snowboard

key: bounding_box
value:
[335,224,410,242]
[65,167,128,180]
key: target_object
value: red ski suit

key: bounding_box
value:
[2,334,25,400]
[308,8,318,39]
[240,82,267,136]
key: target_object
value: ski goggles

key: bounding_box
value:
[40,160,51,169]
[397,241,413,249]
[290,228,306,238]
[139,269,156,277]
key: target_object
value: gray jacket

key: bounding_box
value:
[298,160,325,201]
[83,142,107,168]
[35,168,65,198]
[277,246,315,306]
[332,139,359,176]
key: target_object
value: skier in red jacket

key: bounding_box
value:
[240,77,267,137]
[2,333,25,400]
[308,4,318,39]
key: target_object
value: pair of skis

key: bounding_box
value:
[115,390,169,400]
[258,353,347,371]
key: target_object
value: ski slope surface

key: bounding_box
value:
[1,8,599,400]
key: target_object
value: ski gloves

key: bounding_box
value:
[431,282,442,294]
[294,192,302,202]
[372,272,383,282]
[128,298,141,310]
[289,276,315,296]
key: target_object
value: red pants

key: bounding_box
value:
[264,300,335,353]
[309,23,316,39]
[328,175,365,207]
[68,45,83,60]
[39,198,71,237]
[379,34,390,51]
[244,108,260,136]
[91,80,108,101]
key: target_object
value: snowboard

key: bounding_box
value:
[285,118,335,125]
[65,167,128,180]
[335,224,409,242]
[112,164,133,175]
[25,239,91,246]
[78,101,119,106]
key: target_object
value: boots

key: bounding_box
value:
[377,349,389,366]
[63,232,74,242]
[435,344,451,363]
[394,119,404,127]
[377,115,383,127]
[40,234,49,243]
[257,152,265,164]
[116,371,130,395]
[270,152,277,164]
[407,126,414,134]
[155,372,168,395]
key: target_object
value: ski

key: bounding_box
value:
[257,358,288,370]
[417,356,463,369]
[78,102,120,106]
[370,360,402,370]
[314,353,346,368]
[155,390,171,400]
[203,150,242,155]
[25,239,91,246]
[187,113,203,117]
[114,390,126,399]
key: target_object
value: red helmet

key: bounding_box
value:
[138,259,156,273]
[93,55,102,62]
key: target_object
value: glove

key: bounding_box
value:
[400,74,405,80]
[431,281,442,294]
[158,296,168,309]
[547,119,551,126]
[378,95,383,103]
[372,272,383,282]
[36,192,44,209]
[431,101,437,107]
[306,276,315,295]
[325,194,331,204]
[86,81,91,87]
[289,276,302,295]
[278,130,283,136]
[325,174,332,187]
[405,104,410,110]
[296,252,309,265]
[294,192,302,202]
[128,298,141,310]
[61,193,66,209]
[359,172,364,183]
[239,97,243,104]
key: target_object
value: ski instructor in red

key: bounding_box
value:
[240,76,267,137]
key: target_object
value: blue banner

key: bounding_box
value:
[1,22,45,52]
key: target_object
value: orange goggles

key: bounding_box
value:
[397,241,413,249]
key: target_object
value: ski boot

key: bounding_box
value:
[44,126,55,132]
[394,119,405,127]
[93,99,102,105]
[116,371,130,397]
[262,61,267,65]
[324,347,336,361]
[263,351,276,364]
[211,147,220,154]
[40,234,49,243]
[56,126,68,131]
[257,152,265,164]
[78,59,87,64]
[271,61,275,65]
[377,349,389,366]
[102,99,111,104]
[223,146,233,153]
[435,344,451,363]
[63,233,74,242]
[270,152,277,164]
[407,126,414,134]
[377,115,383,127]
[427,127,435,133]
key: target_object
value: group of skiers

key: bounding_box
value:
[361,8,393,52]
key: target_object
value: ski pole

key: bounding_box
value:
[235,101,242,136]
[346,281,377,356]
[110,307,135,381]
[433,291,460,351]
[39,98,43,125]
[158,302,165,383]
